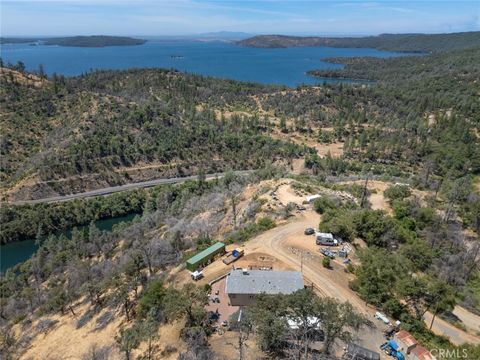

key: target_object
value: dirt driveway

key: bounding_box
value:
[236,209,388,353]
[243,208,480,347]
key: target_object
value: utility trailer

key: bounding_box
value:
[380,340,405,360]
[223,249,244,265]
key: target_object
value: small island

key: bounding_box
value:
[1,35,146,47]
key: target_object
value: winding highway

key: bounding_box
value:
[8,170,254,205]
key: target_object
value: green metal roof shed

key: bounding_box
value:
[186,242,225,271]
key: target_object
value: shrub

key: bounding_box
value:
[322,256,331,269]
[346,263,355,274]
[383,298,405,319]
[384,185,411,202]
[313,197,337,214]
[225,217,276,243]
[137,280,165,319]
[319,209,356,241]
[257,217,276,231]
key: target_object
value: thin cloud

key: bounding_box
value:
[1,0,479,36]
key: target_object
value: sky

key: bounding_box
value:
[1,0,479,37]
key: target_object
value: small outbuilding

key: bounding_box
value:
[186,242,225,271]
[394,330,418,355]
[225,269,304,306]
[408,345,436,360]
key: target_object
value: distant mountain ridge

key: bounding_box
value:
[236,32,480,52]
[1,35,146,47]
[143,31,253,42]
[192,31,252,40]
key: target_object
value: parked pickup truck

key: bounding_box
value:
[223,249,244,265]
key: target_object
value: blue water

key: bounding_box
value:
[1,40,405,86]
[0,213,139,273]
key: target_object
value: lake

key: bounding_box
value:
[0,213,139,273]
[1,40,406,87]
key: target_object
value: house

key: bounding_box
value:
[225,269,304,306]
[408,345,436,360]
[186,242,226,271]
[394,330,418,355]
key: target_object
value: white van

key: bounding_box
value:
[315,232,338,246]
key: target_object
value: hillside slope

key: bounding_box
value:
[237,32,480,52]
[2,45,479,201]
[0,68,304,201]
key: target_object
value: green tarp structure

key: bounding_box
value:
[186,242,225,271]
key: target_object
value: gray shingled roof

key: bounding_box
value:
[225,270,304,295]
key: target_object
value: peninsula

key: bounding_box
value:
[236,31,480,52]
[0,35,146,47]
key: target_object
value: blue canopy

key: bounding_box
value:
[387,340,399,351]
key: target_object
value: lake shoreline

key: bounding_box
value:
[0,212,141,273]
[0,41,409,87]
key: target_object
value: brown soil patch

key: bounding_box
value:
[234,252,294,271]
[291,158,306,174]
[340,180,392,214]
[1,68,48,88]
[313,142,344,158]
[152,320,186,359]
[209,331,262,360]
[18,303,124,360]
[275,183,306,205]
[474,176,480,193]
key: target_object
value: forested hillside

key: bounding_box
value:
[2,45,479,201]
[0,67,304,201]
[237,31,480,52]
[0,36,146,47]
[307,48,480,178]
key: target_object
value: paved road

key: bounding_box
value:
[453,306,480,334]
[8,170,254,205]
[424,311,480,345]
